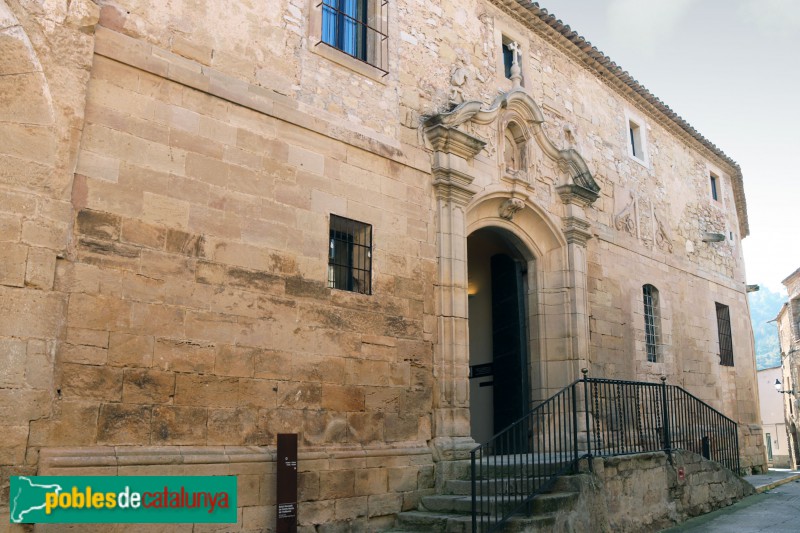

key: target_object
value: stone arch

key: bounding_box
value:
[465,193,575,401]
[0,1,55,126]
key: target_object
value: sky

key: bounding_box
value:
[537,0,799,293]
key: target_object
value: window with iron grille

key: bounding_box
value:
[320,0,388,74]
[328,215,372,294]
[716,302,734,366]
[643,284,660,362]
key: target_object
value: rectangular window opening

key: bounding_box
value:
[629,120,643,160]
[320,0,389,73]
[716,302,733,366]
[502,40,514,79]
[328,214,372,295]
[710,173,719,201]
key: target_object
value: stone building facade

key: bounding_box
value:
[777,268,800,469]
[0,0,765,530]
[757,366,791,468]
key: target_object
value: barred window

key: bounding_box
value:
[320,0,388,74]
[716,302,733,366]
[643,284,660,362]
[328,215,372,294]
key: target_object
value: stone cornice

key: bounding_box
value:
[556,184,599,207]
[490,0,749,237]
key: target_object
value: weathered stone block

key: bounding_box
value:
[59,363,122,401]
[368,492,402,517]
[108,333,154,367]
[24,246,56,289]
[277,382,322,410]
[318,469,355,500]
[355,468,387,496]
[153,338,214,373]
[388,466,418,492]
[207,407,258,445]
[347,412,384,443]
[59,343,108,365]
[237,378,277,409]
[122,368,175,404]
[97,403,152,444]
[0,337,26,387]
[253,349,293,380]
[0,242,27,287]
[29,401,99,447]
[322,384,365,412]
[151,405,207,444]
[120,218,166,248]
[174,374,239,407]
[76,209,121,240]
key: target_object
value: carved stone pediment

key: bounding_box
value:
[424,89,600,205]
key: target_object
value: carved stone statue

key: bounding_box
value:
[449,59,485,106]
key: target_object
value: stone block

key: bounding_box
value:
[108,333,154,367]
[214,344,256,377]
[368,492,402,517]
[29,401,99,447]
[207,407,258,445]
[24,246,56,289]
[0,242,26,287]
[96,403,152,444]
[67,293,130,331]
[165,228,205,257]
[355,468,387,496]
[0,337,26,387]
[347,412,384,443]
[334,496,368,520]
[384,414,418,442]
[322,384,365,412]
[277,382,322,410]
[76,209,121,240]
[0,425,28,465]
[253,349,293,380]
[237,378,277,409]
[153,338,214,373]
[59,343,108,365]
[59,363,122,401]
[318,469,355,500]
[298,471,320,501]
[120,218,166,248]
[298,500,334,526]
[174,374,239,407]
[388,467,418,492]
[151,405,207,444]
[122,368,175,404]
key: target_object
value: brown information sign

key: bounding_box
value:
[276,433,298,533]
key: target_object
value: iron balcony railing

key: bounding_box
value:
[470,371,741,533]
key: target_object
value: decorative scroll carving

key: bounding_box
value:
[423,90,600,202]
[499,198,524,220]
[614,192,637,236]
[654,213,674,253]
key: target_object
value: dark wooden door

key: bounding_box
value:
[490,253,529,441]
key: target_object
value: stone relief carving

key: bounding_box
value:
[614,190,674,253]
[614,192,637,236]
[499,198,525,220]
[448,59,485,106]
[654,213,674,253]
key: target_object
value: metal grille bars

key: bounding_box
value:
[470,372,741,532]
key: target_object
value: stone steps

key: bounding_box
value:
[387,469,586,532]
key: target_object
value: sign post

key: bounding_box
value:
[276,433,298,533]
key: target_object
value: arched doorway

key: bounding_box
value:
[467,227,534,445]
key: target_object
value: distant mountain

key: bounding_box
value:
[748,286,786,370]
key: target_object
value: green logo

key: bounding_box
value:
[10,476,237,524]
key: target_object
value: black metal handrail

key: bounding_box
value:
[470,371,741,532]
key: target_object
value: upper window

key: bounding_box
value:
[710,172,719,201]
[629,119,643,160]
[328,215,372,294]
[643,284,661,362]
[502,41,514,79]
[715,302,733,366]
[320,0,388,74]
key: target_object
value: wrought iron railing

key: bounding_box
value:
[470,371,741,532]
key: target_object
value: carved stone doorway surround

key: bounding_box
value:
[423,89,600,460]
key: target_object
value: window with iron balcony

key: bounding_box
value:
[319,0,389,75]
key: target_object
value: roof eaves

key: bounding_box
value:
[504,0,750,237]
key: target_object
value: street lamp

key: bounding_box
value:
[775,379,795,395]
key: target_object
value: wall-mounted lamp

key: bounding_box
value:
[775,379,795,395]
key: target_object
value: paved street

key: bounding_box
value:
[663,475,800,532]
